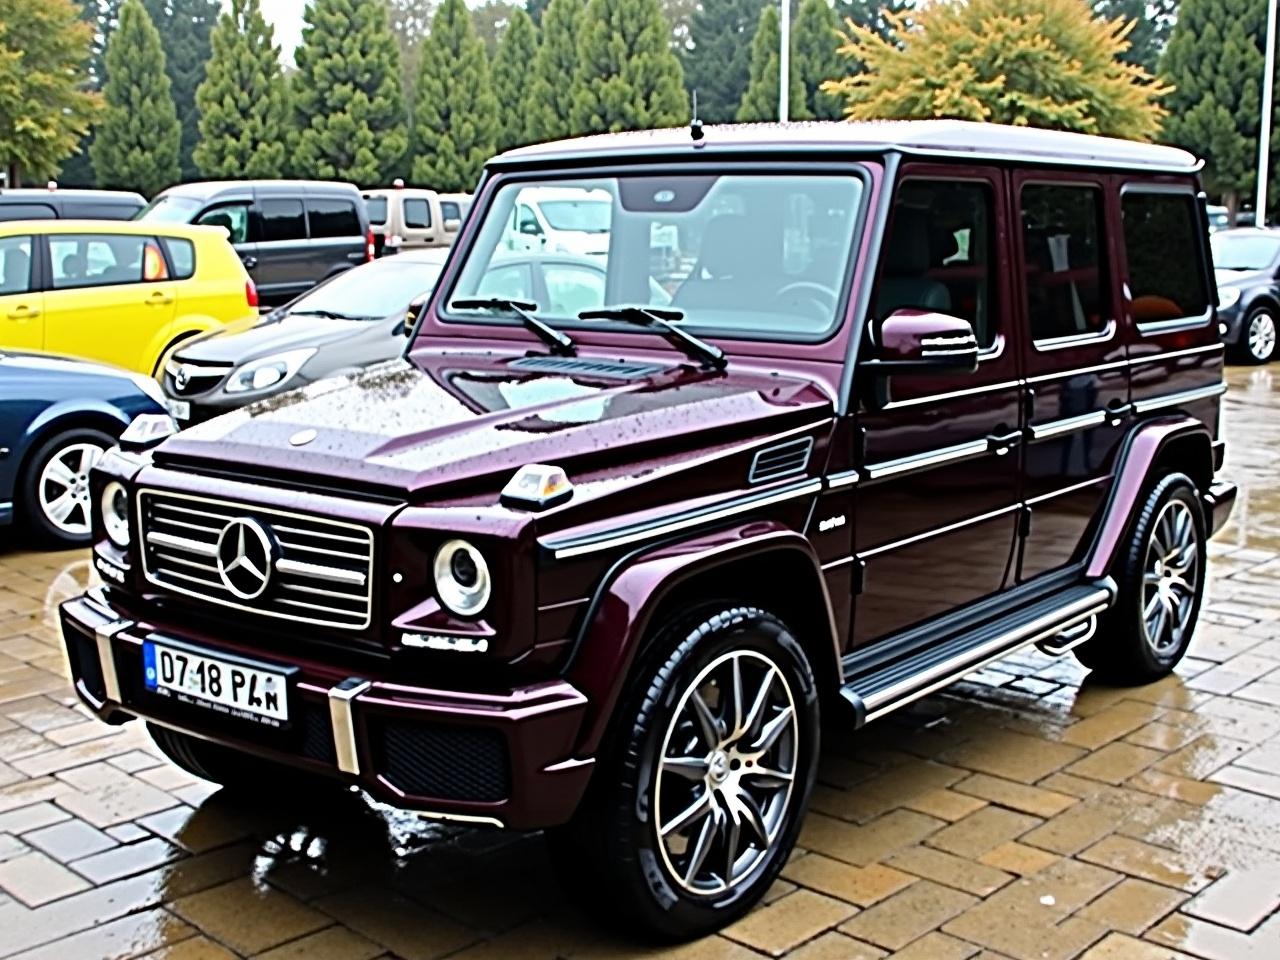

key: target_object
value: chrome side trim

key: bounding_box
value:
[884,379,1021,410]
[825,470,859,490]
[544,478,823,559]
[861,504,1019,558]
[821,555,856,570]
[1136,309,1214,337]
[1128,342,1224,365]
[1025,359,1128,384]
[863,438,990,481]
[415,809,505,828]
[94,619,132,703]
[1132,381,1227,414]
[1027,475,1106,506]
[1027,410,1107,441]
[328,679,371,776]
[1033,319,1117,352]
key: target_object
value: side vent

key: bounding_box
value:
[508,356,667,380]
[749,437,814,484]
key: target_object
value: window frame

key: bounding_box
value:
[305,197,362,239]
[402,197,433,230]
[45,232,161,291]
[257,197,308,244]
[0,234,36,295]
[1118,182,1215,337]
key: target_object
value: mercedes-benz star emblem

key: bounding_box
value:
[215,518,278,601]
[174,365,192,390]
[290,428,317,447]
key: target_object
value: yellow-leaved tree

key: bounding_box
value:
[823,0,1170,141]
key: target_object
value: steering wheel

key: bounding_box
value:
[775,281,840,320]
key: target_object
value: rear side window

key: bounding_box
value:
[63,202,138,220]
[0,203,56,221]
[1020,183,1109,342]
[162,237,196,279]
[307,198,361,238]
[0,236,33,293]
[403,198,432,229]
[365,196,388,226]
[49,233,166,288]
[196,203,251,244]
[260,198,307,242]
[1121,191,1210,324]
[442,201,463,223]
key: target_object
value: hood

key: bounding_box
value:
[174,313,388,365]
[152,350,834,499]
[1215,267,1272,287]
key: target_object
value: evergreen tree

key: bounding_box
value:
[91,0,180,194]
[491,7,538,151]
[143,0,218,180]
[793,0,842,120]
[825,0,1168,141]
[682,0,763,124]
[526,0,552,25]
[60,0,122,186]
[570,0,689,134]
[738,4,804,121]
[834,0,914,43]
[385,0,434,115]
[193,0,288,178]
[292,0,408,183]
[1094,0,1180,73]
[473,0,520,57]
[525,0,582,141]
[0,0,100,185]
[411,0,497,191]
[1161,0,1265,213]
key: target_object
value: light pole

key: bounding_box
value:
[1256,0,1278,226]
[779,0,791,122]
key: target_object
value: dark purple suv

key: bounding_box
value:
[62,121,1236,939]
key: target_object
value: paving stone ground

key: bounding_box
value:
[2,364,1279,959]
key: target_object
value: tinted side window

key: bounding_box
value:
[63,202,138,220]
[0,236,33,293]
[1020,184,1108,341]
[403,198,432,229]
[1121,191,1210,323]
[196,203,251,244]
[307,198,361,238]
[260,198,307,242]
[442,201,463,222]
[49,233,163,288]
[0,203,56,221]
[162,237,196,279]
[364,196,388,226]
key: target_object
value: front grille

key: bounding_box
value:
[165,360,233,397]
[138,490,374,630]
[373,720,509,802]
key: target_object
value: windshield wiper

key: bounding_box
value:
[579,305,726,370]
[451,297,576,356]
[289,308,356,321]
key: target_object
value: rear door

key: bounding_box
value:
[0,233,42,350]
[254,195,312,303]
[306,194,367,278]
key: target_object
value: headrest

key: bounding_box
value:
[883,207,932,276]
[697,214,752,278]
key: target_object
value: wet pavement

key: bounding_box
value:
[2,364,1280,959]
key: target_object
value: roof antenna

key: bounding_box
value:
[690,90,704,142]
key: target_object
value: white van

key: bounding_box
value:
[502,186,611,258]
[363,186,470,250]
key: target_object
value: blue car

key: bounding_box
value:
[1,351,165,547]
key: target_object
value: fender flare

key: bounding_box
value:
[1085,416,1212,579]
[565,522,839,757]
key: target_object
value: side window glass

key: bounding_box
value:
[1121,191,1210,323]
[162,238,196,279]
[403,198,432,229]
[196,203,250,244]
[306,199,360,238]
[442,201,463,222]
[543,263,606,315]
[478,263,532,300]
[875,180,999,347]
[0,236,33,294]
[259,198,306,242]
[0,204,55,221]
[50,234,148,288]
[364,196,388,226]
[1020,184,1109,342]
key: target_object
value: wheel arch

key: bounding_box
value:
[12,404,129,515]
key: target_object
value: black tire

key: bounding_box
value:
[547,606,820,941]
[20,427,115,548]
[1232,305,1278,365]
[1076,473,1206,684]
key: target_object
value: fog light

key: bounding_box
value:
[433,539,490,616]
[101,481,130,547]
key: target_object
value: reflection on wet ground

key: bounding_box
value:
[2,365,1280,958]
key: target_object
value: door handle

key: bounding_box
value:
[6,305,38,319]
[240,256,258,269]
[986,428,1023,456]
[346,251,365,261]
[145,292,174,306]
[1106,400,1134,426]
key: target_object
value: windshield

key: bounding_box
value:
[539,199,611,233]
[135,195,202,223]
[294,258,444,319]
[1211,233,1280,271]
[447,173,864,341]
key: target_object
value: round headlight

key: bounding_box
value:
[101,481,130,547]
[433,539,490,616]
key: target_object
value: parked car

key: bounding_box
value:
[63,121,1234,940]
[161,248,449,422]
[137,180,374,307]
[502,185,611,257]
[439,193,471,228]
[363,187,468,251]
[1206,204,1231,233]
[0,350,164,546]
[0,188,146,223]
[1210,227,1280,364]
[0,220,257,376]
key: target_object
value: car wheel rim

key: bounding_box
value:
[654,648,799,897]
[1249,311,1276,360]
[1142,499,1200,656]
[38,442,103,537]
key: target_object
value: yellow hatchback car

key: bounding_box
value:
[0,220,257,376]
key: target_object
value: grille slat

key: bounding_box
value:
[139,490,374,631]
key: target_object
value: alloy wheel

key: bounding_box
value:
[1248,310,1277,362]
[1141,499,1200,655]
[654,648,799,896]
[38,442,103,538]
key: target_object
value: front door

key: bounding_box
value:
[0,233,42,350]
[851,169,1023,647]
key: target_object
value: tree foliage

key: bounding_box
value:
[0,0,100,185]
[570,0,689,134]
[472,1,521,57]
[143,0,218,180]
[193,0,288,178]
[683,0,763,124]
[411,0,497,190]
[794,0,843,120]
[91,0,180,193]
[824,0,1169,141]
[491,7,538,151]
[384,0,434,113]
[525,0,582,141]
[737,3,803,121]
[1093,0,1180,73]
[292,0,408,183]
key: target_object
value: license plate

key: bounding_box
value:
[165,398,190,421]
[143,640,290,726]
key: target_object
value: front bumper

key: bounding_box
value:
[1217,301,1244,345]
[60,592,594,829]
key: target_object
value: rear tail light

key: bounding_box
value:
[366,229,376,262]
[245,279,259,309]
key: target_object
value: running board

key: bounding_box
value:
[841,580,1116,726]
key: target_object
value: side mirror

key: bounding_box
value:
[403,295,428,338]
[444,218,461,231]
[864,309,980,375]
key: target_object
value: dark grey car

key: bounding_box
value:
[0,188,145,222]
[161,248,448,423]
[1211,228,1280,364]
[136,180,373,306]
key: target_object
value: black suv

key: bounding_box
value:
[137,180,373,306]
[0,188,145,222]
